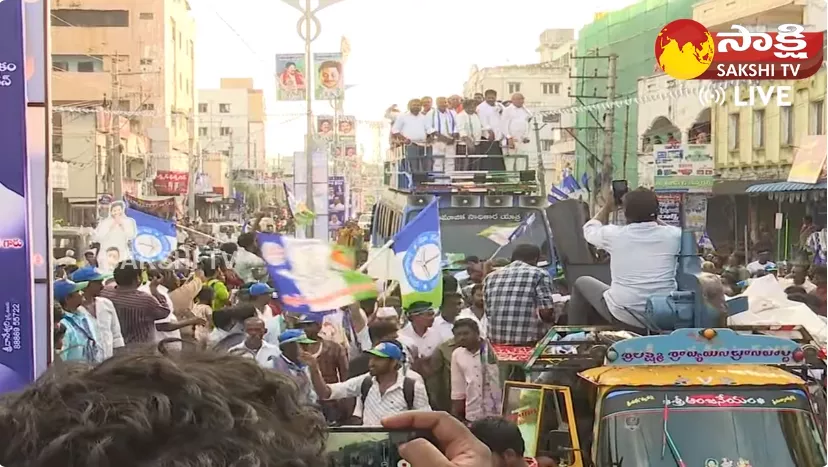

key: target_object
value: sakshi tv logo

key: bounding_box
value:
[654,19,825,107]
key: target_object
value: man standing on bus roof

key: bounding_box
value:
[501,93,532,171]
[431,97,459,173]
[391,98,435,173]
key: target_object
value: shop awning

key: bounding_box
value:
[746,180,827,193]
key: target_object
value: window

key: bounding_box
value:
[140,58,153,66]
[220,127,232,136]
[52,9,129,27]
[728,113,740,150]
[752,109,765,148]
[508,82,521,93]
[542,82,561,95]
[52,54,104,72]
[220,150,230,157]
[219,103,231,113]
[541,139,554,151]
[198,103,208,113]
[780,106,793,145]
[809,100,825,135]
[140,103,154,111]
[139,12,154,19]
[198,127,208,136]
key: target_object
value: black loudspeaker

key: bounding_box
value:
[519,170,536,182]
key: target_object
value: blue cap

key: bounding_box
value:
[365,342,403,361]
[278,329,315,345]
[54,279,89,302]
[249,283,275,297]
[70,266,112,283]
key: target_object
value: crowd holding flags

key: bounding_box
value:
[548,173,590,205]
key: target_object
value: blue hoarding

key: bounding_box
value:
[0,0,36,392]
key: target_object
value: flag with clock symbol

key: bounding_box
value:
[392,198,443,308]
[128,208,177,263]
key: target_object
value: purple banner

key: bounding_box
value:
[0,0,36,393]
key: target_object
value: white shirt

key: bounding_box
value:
[229,340,282,368]
[234,248,266,283]
[391,111,433,143]
[432,315,455,342]
[81,297,125,359]
[501,105,532,141]
[327,370,431,425]
[747,260,776,275]
[139,284,181,351]
[778,277,817,293]
[455,111,483,143]
[457,307,488,340]
[583,219,681,327]
[476,102,503,141]
[399,322,445,359]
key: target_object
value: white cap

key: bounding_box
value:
[375,307,398,318]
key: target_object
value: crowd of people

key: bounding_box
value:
[387,91,534,173]
[42,212,568,466]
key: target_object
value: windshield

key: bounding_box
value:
[598,387,826,467]
[405,207,551,262]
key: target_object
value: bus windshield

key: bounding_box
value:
[598,387,826,467]
[405,207,550,262]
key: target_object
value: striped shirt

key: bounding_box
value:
[100,287,170,344]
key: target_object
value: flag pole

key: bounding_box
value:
[487,243,506,261]
[358,239,394,273]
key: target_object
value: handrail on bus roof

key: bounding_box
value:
[383,145,539,194]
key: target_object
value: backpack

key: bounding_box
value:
[361,375,415,411]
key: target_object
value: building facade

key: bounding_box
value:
[51,0,197,213]
[697,0,827,256]
[574,0,697,187]
[198,78,267,173]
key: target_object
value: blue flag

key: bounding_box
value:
[127,208,177,263]
[391,198,443,308]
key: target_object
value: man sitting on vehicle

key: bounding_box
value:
[568,188,681,331]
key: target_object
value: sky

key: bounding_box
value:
[192,0,639,157]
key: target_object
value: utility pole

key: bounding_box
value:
[532,117,548,190]
[187,112,197,219]
[110,54,124,200]
[568,51,614,212]
[622,102,630,182]
[601,54,618,204]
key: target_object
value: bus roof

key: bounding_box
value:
[578,364,804,387]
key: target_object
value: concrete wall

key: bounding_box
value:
[198,88,249,168]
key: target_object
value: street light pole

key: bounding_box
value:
[283,0,344,238]
[302,0,315,238]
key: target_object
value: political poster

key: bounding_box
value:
[337,116,356,140]
[0,0,36,394]
[93,201,138,272]
[317,115,334,139]
[653,143,714,192]
[328,176,346,233]
[313,52,344,100]
[276,53,306,101]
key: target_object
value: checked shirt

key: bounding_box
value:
[483,261,556,345]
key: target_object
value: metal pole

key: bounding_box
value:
[111,54,124,200]
[601,54,617,202]
[303,0,315,238]
[533,118,546,190]
[622,103,630,182]
[187,113,197,219]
